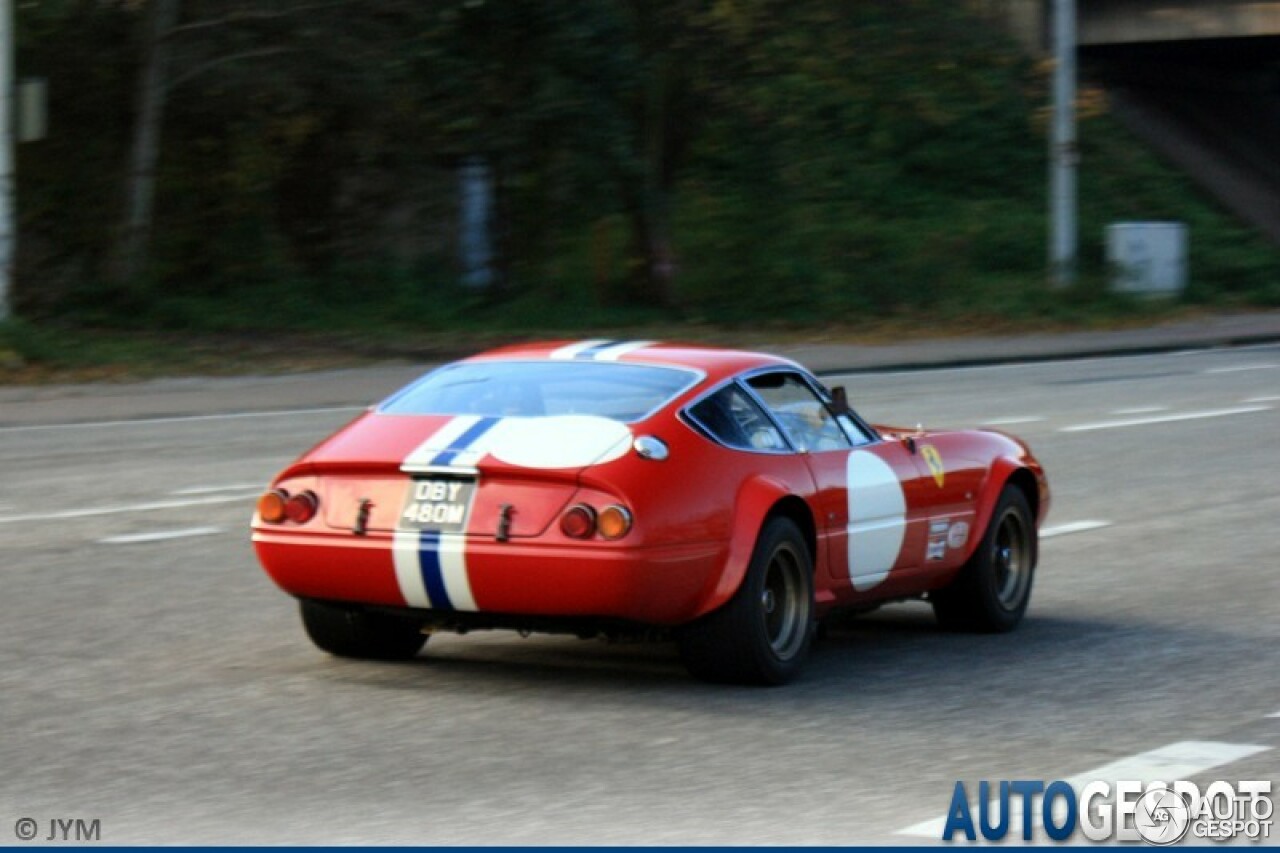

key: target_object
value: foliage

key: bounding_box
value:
[10,0,1280,332]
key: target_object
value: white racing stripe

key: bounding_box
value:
[99,526,223,544]
[1060,406,1271,433]
[548,339,612,360]
[390,529,477,611]
[1041,520,1112,539]
[0,406,365,433]
[547,339,653,361]
[437,534,477,611]
[392,527,432,608]
[402,415,484,470]
[897,740,1272,838]
[592,340,654,361]
[0,492,261,525]
[444,423,503,470]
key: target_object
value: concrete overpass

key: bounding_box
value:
[1080,0,1280,46]
[990,0,1280,49]
[984,0,1280,245]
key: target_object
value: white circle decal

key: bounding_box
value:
[486,415,632,470]
[846,450,908,591]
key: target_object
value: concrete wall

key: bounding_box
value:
[1080,0,1280,46]
[988,0,1280,49]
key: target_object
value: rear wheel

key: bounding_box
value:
[300,600,428,660]
[679,517,815,685]
[932,486,1036,633]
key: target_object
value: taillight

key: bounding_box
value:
[560,504,596,539]
[284,490,319,524]
[597,505,633,540]
[258,489,289,524]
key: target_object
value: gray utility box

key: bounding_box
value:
[1106,222,1188,298]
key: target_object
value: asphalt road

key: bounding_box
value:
[1,345,1278,844]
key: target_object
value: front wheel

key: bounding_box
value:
[300,600,428,660]
[679,517,815,685]
[932,485,1036,633]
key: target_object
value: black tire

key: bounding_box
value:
[678,517,815,685]
[299,600,428,660]
[931,485,1036,633]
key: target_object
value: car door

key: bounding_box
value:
[744,372,931,600]
[908,431,990,573]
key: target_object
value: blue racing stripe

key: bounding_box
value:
[431,416,499,466]
[573,340,622,360]
[418,530,453,610]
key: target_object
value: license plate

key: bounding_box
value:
[398,477,476,533]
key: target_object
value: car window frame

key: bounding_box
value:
[805,375,882,446]
[679,366,884,455]
[680,379,795,455]
[741,369,859,453]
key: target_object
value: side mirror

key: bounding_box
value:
[831,385,852,415]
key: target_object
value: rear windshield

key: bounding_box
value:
[378,361,700,423]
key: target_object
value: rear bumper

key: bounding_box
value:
[252,529,726,626]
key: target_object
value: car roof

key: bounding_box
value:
[464,340,804,386]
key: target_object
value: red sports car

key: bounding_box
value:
[252,340,1049,684]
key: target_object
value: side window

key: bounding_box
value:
[686,385,787,452]
[747,372,853,453]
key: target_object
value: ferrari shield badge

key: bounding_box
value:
[921,444,945,488]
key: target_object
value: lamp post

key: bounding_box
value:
[1050,0,1078,288]
[0,0,13,321]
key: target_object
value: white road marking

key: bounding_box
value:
[0,405,365,434]
[1041,520,1112,539]
[1110,406,1167,415]
[1204,363,1279,374]
[0,493,261,525]
[171,483,263,496]
[1245,395,1280,404]
[897,740,1271,839]
[99,526,224,545]
[1267,711,1280,719]
[1060,405,1271,433]
[980,416,1045,426]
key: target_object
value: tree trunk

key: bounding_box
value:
[628,51,675,307]
[630,194,674,307]
[110,0,180,285]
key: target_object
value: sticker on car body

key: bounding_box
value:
[921,444,945,488]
